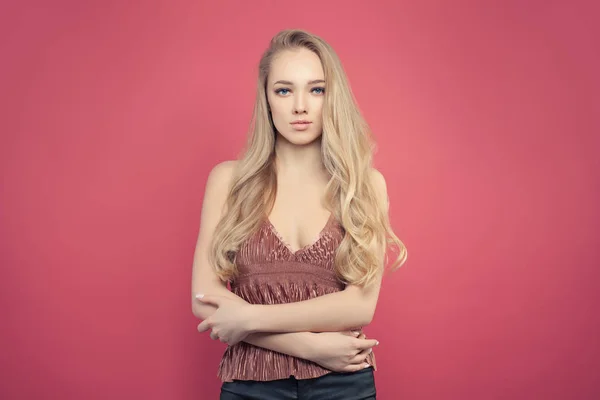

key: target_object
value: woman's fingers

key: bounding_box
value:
[355,338,378,351]
[350,347,373,364]
[340,330,368,339]
[341,362,372,373]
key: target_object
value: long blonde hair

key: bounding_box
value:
[209,29,407,287]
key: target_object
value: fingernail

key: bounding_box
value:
[368,348,373,354]
[364,363,370,368]
[376,341,379,346]
[195,294,204,299]
[352,331,360,336]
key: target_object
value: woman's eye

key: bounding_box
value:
[275,87,325,96]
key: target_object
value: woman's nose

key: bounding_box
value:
[293,94,307,114]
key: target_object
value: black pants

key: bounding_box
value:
[219,367,376,400]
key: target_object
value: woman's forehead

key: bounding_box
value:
[269,50,324,83]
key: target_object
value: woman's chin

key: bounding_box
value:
[279,132,322,146]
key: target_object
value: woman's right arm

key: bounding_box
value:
[190,161,320,360]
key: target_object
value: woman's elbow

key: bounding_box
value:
[358,305,376,327]
[191,301,214,320]
[191,282,227,319]
[191,303,202,319]
[358,314,374,328]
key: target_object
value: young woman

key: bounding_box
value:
[191,29,407,400]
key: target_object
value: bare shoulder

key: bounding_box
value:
[370,168,389,209]
[370,168,388,195]
[370,168,386,189]
[203,160,239,213]
[205,160,238,192]
[207,160,238,184]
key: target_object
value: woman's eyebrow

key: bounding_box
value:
[273,79,326,85]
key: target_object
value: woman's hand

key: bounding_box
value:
[195,294,254,346]
[307,331,378,373]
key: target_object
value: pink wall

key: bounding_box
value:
[1,1,598,399]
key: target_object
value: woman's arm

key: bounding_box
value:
[198,271,382,334]
[197,295,378,373]
[191,161,237,320]
[190,161,320,359]
[248,331,378,373]
[248,274,383,333]
[244,331,316,359]
[196,286,380,367]
[194,288,317,359]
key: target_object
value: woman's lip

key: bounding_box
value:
[291,121,312,124]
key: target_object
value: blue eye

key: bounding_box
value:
[275,87,326,96]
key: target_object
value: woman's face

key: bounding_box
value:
[266,48,325,146]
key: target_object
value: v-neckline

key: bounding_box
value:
[266,213,334,256]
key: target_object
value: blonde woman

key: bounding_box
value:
[191,29,407,400]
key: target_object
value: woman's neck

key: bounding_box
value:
[273,136,328,180]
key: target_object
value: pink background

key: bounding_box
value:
[1,1,598,399]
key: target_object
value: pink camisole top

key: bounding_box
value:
[217,214,377,382]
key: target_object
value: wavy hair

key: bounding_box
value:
[209,29,407,287]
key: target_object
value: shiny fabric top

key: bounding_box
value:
[217,214,377,382]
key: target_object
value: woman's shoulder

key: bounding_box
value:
[369,168,389,209]
[203,160,239,202]
[208,160,239,178]
[369,168,387,192]
[369,168,385,184]
[206,160,239,186]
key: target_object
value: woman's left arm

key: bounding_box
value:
[250,271,383,332]
[197,272,382,337]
